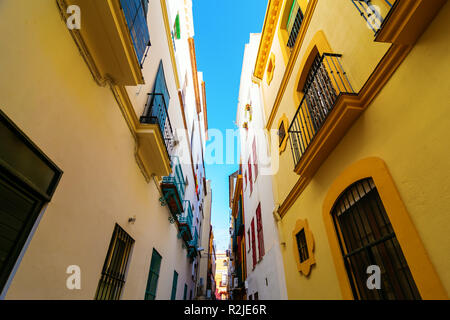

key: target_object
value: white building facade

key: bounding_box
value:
[236,34,288,300]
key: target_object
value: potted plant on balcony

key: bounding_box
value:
[242,122,248,129]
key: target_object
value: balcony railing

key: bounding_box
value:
[179,200,194,241]
[351,0,394,35]
[187,228,199,259]
[288,53,354,168]
[189,229,199,248]
[120,0,151,66]
[161,157,185,219]
[140,93,174,157]
[287,1,304,48]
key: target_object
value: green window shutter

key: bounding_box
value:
[145,249,162,300]
[183,284,188,300]
[287,1,299,31]
[170,271,178,300]
[174,14,181,39]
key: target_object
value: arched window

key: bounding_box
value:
[331,178,421,300]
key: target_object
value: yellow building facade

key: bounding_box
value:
[0,0,208,300]
[253,0,449,300]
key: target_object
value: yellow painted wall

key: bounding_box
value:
[261,0,450,299]
[0,0,193,299]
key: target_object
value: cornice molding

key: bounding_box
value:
[253,0,283,80]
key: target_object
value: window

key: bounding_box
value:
[95,224,135,300]
[183,284,188,300]
[279,0,306,64]
[252,139,258,181]
[140,60,173,154]
[248,159,253,194]
[120,0,151,65]
[256,204,265,261]
[266,53,275,85]
[332,178,421,300]
[286,1,304,48]
[0,111,62,293]
[279,121,286,147]
[173,13,181,39]
[303,53,337,132]
[145,249,162,300]
[170,271,178,300]
[296,229,309,263]
[251,218,257,269]
[254,292,259,300]
[247,229,251,252]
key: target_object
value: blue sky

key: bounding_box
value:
[193,1,267,252]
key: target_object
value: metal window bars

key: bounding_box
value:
[140,93,174,157]
[120,0,151,67]
[351,0,394,35]
[287,2,304,48]
[288,53,354,168]
[95,224,135,300]
[296,229,309,263]
[331,178,421,300]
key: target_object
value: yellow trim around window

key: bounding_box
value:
[266,53,276,85]
[293,30,333,106]
[292,218,315,276]
[322,157,448,300]
[278,0,310,66]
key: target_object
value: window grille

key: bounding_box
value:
[332,178,421,300]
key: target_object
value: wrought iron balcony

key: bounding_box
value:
[351,0,394,35]
[161,157,185,220]
[189,229,199,248]
[187,228,199,259]
[140,93,174,157]
[288,53,355,169]
[120,0,151,67]
[178,200,194,242]
[287,1,304,48]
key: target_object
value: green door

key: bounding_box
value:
[170,270,178,300]
[145,249,162,300]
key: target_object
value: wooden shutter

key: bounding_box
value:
[256,203,265,260]
[145,249,162,300]
[183,283,188,300]
[170,271,178,300]
[120,0,150,64]
[248,160,253,194]
[154,61,170,108]
[251,218,257,268]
